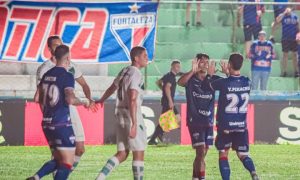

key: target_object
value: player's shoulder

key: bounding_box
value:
[240,75,251,82]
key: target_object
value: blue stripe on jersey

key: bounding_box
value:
[40,67,75,126]
[211,76,251,131]
[250,40,274,72]
[282,13,299,40]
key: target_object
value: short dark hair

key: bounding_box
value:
[171,60,180,66]
[130,46,146,62]
[229,53,243,71]
[54,45,69,61]
[196,53,209,61]
[47,35,60,47]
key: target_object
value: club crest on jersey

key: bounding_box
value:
[110,3,156,61]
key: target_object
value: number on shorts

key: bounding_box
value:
[42,84,60,107]
[225,93,249,114]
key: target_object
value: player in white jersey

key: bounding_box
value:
[95,46,148,180]
[34,35,95,170]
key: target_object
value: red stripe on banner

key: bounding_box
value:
[24,102,104,146]
[180,103,255,145]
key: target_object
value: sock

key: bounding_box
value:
[54,163,72,180]
[219,157,230,180]
[132,161,144,180]
[96,156,120,180]
[200,171,205,180]
[35,159,57,179]
[72,155,81,170]
[242,156,256,174]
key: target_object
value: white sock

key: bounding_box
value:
[132,161,144,180]
[33,174,40,180]
[96,156,120,180]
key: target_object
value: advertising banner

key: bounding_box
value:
[0,1,158,63]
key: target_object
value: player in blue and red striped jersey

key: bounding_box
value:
[207,53,259,180]
[27,45,90,180]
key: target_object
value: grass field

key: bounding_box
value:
[0,144,299,180]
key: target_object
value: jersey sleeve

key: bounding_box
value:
[210,78,224,91]
[70,62,83,79]
[64,73,75,90]
[162,73,174,85]
[129,70,142,91]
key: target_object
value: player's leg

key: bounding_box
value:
[96,123,130,180]
[27,128,58,180]
[54,126,76,180]
[69,105,85,170]
[232,130,258,180]
[130,118,147,180]
[186,0,192,26]
[215,131,231,180]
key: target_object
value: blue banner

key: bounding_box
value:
[0,1,158,63]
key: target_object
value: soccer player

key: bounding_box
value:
[177,53,228,180]
[34,35,94,170]
[27,45,90,180]
[276,7,300,77]
[148,60,181,145]
[95,46,148,180]
[237,0,265,57]
[207,53,259,180]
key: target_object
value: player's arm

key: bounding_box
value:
[128,89,138,138]
[95,83,117,105]
[34,66,43,103]
[156,78,163,90]
[177,70,193,87]
[65,88,88,106]
[37,84,44,112]
[34,88,40,103]
[75,76,94,103]
[164,82,174,110]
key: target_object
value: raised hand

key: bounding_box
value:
[220,60,229,75]
[207,60,216,76]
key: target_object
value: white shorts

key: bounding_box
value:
[69,105,85,142]
[115,109,147,151]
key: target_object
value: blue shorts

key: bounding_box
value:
[243,24,262,41]
[188,124,214,148]
[43,125,76,151]
[215,129,249,154]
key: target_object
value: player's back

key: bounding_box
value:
[214,75,251,131]
[40,66,74,126]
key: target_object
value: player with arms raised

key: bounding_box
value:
[27,45,90,180]
[95,46,148,180]
[207,53,259,180]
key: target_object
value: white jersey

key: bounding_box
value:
[113,66,144,109]
[36,60,83,86]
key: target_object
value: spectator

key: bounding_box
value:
[276,7,300,77]
[186,0,202,27]
[148,60,181,145]
[296,32,300,76]
[269,0,288,43]
[250,31,275,90]
[237,0,265,57]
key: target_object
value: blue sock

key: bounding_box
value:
[36,159,57,178]
[54,163,72,180]
[242,156,256,174]
[219,157,230,180]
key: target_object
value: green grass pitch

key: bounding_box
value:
[0,145,299,180]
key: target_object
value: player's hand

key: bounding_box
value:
[95,99,104,108]
[169,101,174,110]
[220,60,229,75]
[192,58,199,73]
[207,60,216,76]
[129,123,137,139]
[88,99,98,113]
